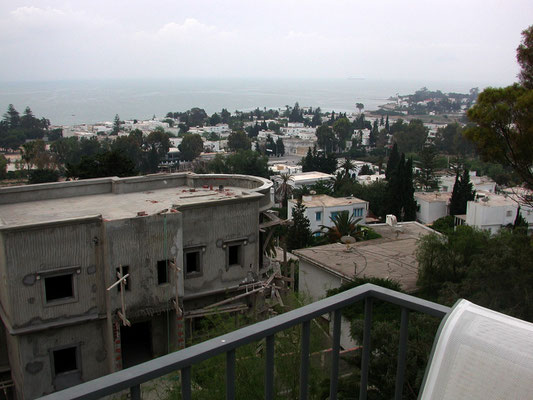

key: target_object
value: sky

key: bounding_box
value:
[0,0,532,84]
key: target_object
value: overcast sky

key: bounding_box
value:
[0,0,531,84]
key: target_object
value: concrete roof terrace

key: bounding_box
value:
[0,173,273,228]
[293,222,437,293]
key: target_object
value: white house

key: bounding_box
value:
[465,191,533,234]
[268,164,302,176]
[293,221,437,349]
[439,171,496,193]
[287,171,335,189]
[355,174,386,185]
[415,192,452,224]
[288,194,368,233]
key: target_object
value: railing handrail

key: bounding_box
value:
[37,283,450,400]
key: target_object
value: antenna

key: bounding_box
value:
[341,235,356,252]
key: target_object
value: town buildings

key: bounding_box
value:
[0,172,273,399]
[287,194,368,233]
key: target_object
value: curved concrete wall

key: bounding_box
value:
[0,173,274,210]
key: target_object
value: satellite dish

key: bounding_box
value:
[341,235,356,244]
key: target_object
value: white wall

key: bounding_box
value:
[288,201,367,233]
[416,199,448,224]
[298,259,357,349]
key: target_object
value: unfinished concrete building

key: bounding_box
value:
[0,173,274,399]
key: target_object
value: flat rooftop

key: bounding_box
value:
[289,194,367,208]
[0,173,272,227]
[471,191,520,207]
[415,192,452,203]
[293,222,436,292]
[0,186,259,227]
[290,172,334,182]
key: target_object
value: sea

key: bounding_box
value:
[0,78,500,126]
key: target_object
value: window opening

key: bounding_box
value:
[53,347,78,375]
[228,244,241,266]
[157,260,171,284]
[45,274,74,302]
[185,252,201,275]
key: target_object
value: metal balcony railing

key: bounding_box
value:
[38,283,450,400]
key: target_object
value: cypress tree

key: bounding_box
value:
[385,143,400,180]
[386,153,417,221]
[401,157,417,221]
[513,206,529,231]
[302,147,314,172]
[450,168,476,215]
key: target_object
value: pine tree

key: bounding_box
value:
[385,143,400,180]
[112,114,121,135]
[385,115,390,133]
[416,145,439,191]
[287,200,312,251]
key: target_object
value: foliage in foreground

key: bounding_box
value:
[167,294,327,400]
[325,278,440,400]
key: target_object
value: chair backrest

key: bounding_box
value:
[419,299,533,400]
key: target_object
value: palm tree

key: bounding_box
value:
[275,174,293,208]
[341,158,355,179]
[315,210,366,244]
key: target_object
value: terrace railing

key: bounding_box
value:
[38,283,450,400]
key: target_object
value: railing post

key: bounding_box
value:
[181,366,191,400]
[299,320,311,400]
[130,384,141,400]
[226,349,236,400]
[265,335,275,400]
[329,309,342,400]
[394,308,409,400]
[359,297,373,400]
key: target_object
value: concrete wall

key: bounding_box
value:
[14,320,108,399]
[0,173,273,211]
[104,213,183,315]
[1,218,105,330]
[180,200,259,296]
[0,178,113,205]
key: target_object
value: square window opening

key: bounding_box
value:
[116,266,130,292]
[185,252,201,275]
[228,245,241,266]
[45,274,74,302]
[157,260,171,284]
[53,347,78,375]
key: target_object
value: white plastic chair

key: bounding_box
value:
[419,299,533,399]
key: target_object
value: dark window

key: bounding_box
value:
[185,251,201,275]
[116,266,130,292]
[157,260,171,284]
[44,274,74,302]
[53,347,78,375]
[228,244,241,266]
